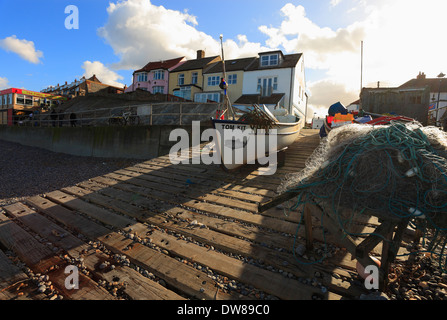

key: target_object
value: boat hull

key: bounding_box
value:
[212,118,303,171]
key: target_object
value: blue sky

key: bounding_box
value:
[1,0,447,115]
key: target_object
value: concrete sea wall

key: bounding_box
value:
[0,123,213,159]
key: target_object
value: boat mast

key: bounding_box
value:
[220,34,235,120]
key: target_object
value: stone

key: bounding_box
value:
[419,281,429,290]
[295,244,306,256]
[359,292,389,300]
[37,285,46,293]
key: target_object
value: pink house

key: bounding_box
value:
[125,56,186,94]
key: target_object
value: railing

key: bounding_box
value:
[7,103,222,127]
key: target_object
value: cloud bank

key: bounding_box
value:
[81,61,125,88]
[0,35,43,64]
[0,77,9,90]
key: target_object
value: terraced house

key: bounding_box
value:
[201,57,255,104]
[237,50,307,117]
[168,50,221,101]
[125,56,186,94]
[125,49,307,118]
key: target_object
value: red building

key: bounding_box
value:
[0,88,67,125]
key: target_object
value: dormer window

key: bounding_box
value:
[260,53,279,67]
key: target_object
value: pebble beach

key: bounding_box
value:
[0,139,139,206]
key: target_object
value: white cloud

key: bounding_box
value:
[307,79,360,111]
[81,61,125,88]
[330,0,342,7]
[97,0,270,70]
[0,77,9,90]
[259,1,447,114]
[0,35,43,64]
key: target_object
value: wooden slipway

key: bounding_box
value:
[0,129,412,300]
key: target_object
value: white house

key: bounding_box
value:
[236,50,307,119]
[312,117,324,129]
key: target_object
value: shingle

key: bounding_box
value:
[234,93,285,105]
[245,53,302,72]
[203,57,257,74]
[171,56,221,72]
[134,56,186,73]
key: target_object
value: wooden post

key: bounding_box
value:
[303,204,313,251]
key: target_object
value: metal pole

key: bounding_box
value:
[436,73,444,126]
[220,34,235,120]
[360,40,363,93]
[358,41,364,115]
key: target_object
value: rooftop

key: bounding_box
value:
[134,56,186,74]
[170,55,221,73]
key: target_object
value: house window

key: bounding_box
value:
[191,72,198,85]
[260,54,279,67]
[207,76,220,86]
[152,86,164,94]
[228,74,237,85]
[257,77,278,96]
[178,74,185,85]
[137,72,148,82]
[195,92,221,103]
[410,96,422,104]
[174,86,191,100]
[153,70,164,80]
[16,94,25,105]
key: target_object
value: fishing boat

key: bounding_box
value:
[212,105,303,172]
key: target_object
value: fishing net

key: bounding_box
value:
[279,121,447,270]
[238,105,278,132]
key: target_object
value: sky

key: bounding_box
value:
[1,0,447,117]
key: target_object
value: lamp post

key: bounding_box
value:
[436,72,445,127]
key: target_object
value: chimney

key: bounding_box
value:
[417,72,426,80]
[197,50,205,59]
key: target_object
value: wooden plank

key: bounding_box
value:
[26,195,237,300]
[355,221,396,259]
[123,166,267,203]
[109,170,261,213]
[91,174,300,235]
[4,201,184,300]
[4,202,86,256]
[0,211,56,273]
[25,195,111,239]
[0,249,29,292]
[122,224,340,300]
[66,183,364,298]
[304,204,314,251]
[44,190,135,229]
[62,185,311,278]
[0,209,114,300]
[98,232,241,300]
[76,180,294,250]
[79,248,186,300]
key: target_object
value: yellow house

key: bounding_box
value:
[169,50,221,101]
[201,57,256,104]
